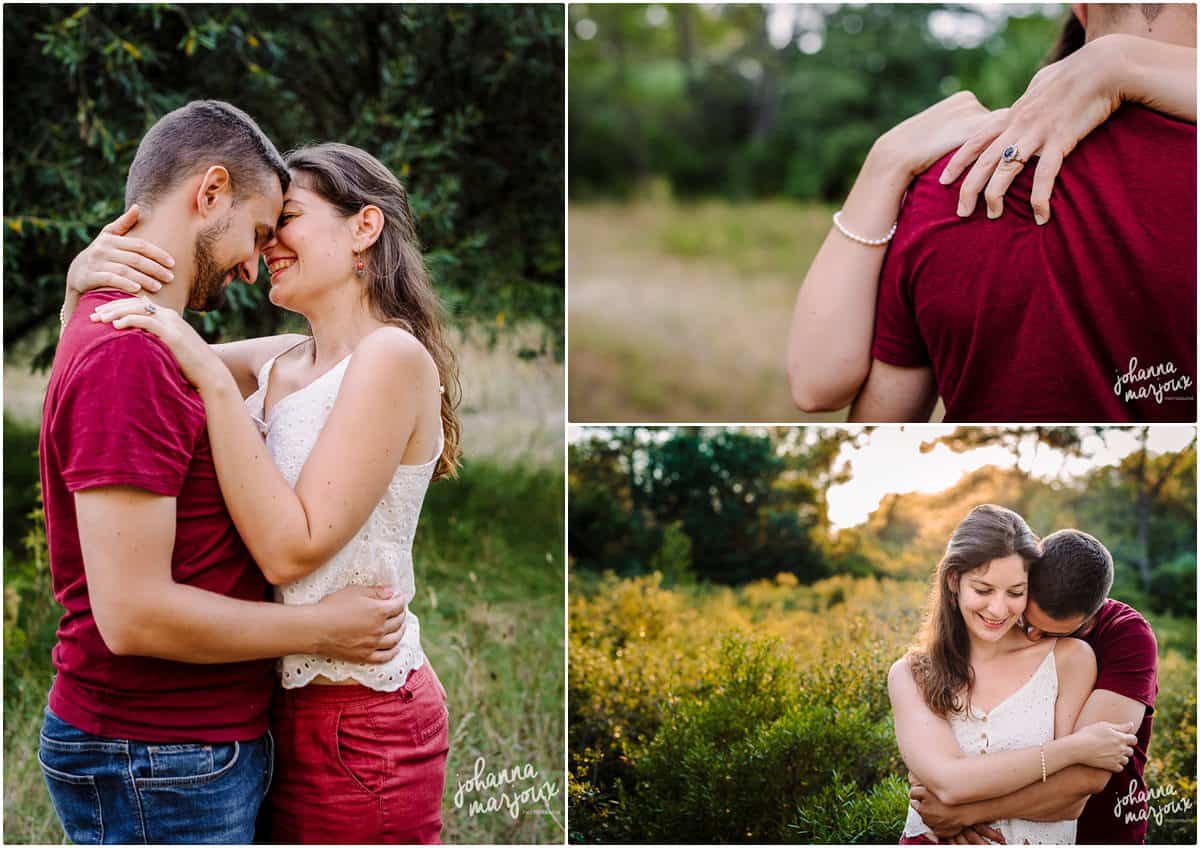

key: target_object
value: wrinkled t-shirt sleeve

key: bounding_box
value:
[54,333,202,497]
[871,188,933,368]
[1094,613,1158,710]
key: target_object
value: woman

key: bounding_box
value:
[67,144,460,843]
[786,25,1197,415]
[889,505,1136,844]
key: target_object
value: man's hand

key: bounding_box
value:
[910,782,1005,844]
[311,585,407,664]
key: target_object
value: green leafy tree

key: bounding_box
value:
[4,4,564,368]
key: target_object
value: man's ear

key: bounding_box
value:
[1071,3,1087,29]
[194,165,233,221]
[352,204,385,251]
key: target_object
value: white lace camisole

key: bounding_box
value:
[245,346,441,691]
[903,641,1076,845]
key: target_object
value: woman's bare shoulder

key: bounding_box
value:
[1053,636,1096,665]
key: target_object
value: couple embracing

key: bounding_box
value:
[38,100,459,843]
[892,505,1157,844]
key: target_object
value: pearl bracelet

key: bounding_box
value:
[833,210,897,246]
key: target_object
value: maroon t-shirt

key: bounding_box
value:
[872,104,1196,422]
[39,290,274,742]
[1078,599,1158,844]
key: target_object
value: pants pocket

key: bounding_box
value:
[336,708,388,795]
[136,741,239,788]
[38,749,105,844]
[135,738,266,844]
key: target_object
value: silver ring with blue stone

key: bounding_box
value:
[1001,144,1025,165]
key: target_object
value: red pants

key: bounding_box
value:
[263,662,450,844]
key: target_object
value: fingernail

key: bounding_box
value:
[957,202,970,217]
[987,207,1001,220]
[166,271,174,280]
[166,257,175,268]
[938,170,951,185]
[1035,213,1047,226]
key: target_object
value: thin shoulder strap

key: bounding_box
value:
[257,336,312,385]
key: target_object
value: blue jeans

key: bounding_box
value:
[38,707,272,844]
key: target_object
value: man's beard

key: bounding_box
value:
[189,215,237,312]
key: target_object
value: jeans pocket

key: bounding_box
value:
[134,738,265,844]
[135,741,240,788]
[336,708,388,795]
[38,748,105,844]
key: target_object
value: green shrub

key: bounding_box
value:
[790,773,910,843]
[570,574,1197,844]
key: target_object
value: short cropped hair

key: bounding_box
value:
[1031,529,1114,618]
[124,100,289,209]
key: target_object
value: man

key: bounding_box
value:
[38,100,406,843]
[910,529,1159,844]
[854,3,1196,423]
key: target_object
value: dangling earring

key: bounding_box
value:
[354,250,366,278]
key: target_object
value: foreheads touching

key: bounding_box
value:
[125,100,288,213]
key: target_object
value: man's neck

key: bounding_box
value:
[124,211,195,313]
[1087,6,1197,48]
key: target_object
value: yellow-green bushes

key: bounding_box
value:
[570,572,1197,844]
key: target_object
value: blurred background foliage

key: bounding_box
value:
[4,3,564,368]
[570,426,1197,617]
[569,2,1064,201]
[568,425,1197,843]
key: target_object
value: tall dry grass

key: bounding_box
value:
[568,199,843,423]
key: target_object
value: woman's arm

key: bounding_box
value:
[946,34,1197,223]
[64,207,306,399]
[1115,34,1196,122]
[195,328,440,584]
[90,300,439,585]
[888,656,1135,806]
[1053,637,1098,741]
[786,92,1002,412]
[212,334,309,399]
[62,205,174,323]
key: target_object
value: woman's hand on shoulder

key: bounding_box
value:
[67,205,176,297]
[871,91,1008,182]
[89,299,228,392]
[941,35,1127,224]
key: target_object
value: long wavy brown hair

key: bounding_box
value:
[285,143,461,480]
[906,505,1042,717]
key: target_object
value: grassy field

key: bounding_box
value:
[569,199,856,423]
[3,330,565,844]
[569,571,1197,844]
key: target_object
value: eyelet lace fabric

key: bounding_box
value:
[903,643,1076,845]
[245,350,441,692]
